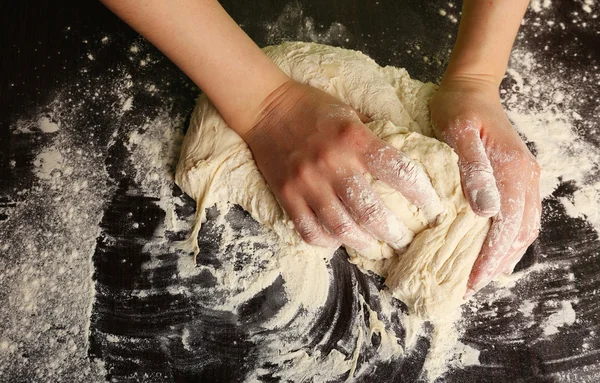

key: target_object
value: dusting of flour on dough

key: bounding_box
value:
[176,42,490,319]
[176,41,493,381]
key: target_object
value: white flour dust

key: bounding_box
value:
[2,2,599,382]
[542,301,577,336]
[264,2,352,46]
[0,33,183,382]
[1,97,113,380]
[504,48,600,236]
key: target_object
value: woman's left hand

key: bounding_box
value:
[429,78,541,298]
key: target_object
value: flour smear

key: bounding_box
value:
[1,2,599,383]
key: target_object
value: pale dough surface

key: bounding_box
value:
[175,42,491,318]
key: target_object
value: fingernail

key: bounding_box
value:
[463,288,475,300]
[474,188,500,217]
[391,231,413,251]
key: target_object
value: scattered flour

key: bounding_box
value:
[264,2,353,46]
[2,110,111,380]
[530,0,552,13]
[0,34,183,382]
[38,116,60,133]
[560,184,600,234]
[121,96,134,112]
[1,1,599,382]
[504,48,600,237]
[519,299,536,317]
[32,146,67,180]
[542,301,577,336]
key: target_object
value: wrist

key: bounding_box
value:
[241,79,302,143]
[443,0,529,91]
[439,71,501,98]
[442,59,505,90]
[223,70,290,137]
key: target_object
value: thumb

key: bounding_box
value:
[450,125,500,217]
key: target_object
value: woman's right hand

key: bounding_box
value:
[243,80,445,252]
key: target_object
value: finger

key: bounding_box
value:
[465,167,526,298]
[279,196,340,249]
[448,124,500,217]
[308,189,377,252]
[365,143,445,225]
[500,164,542,275]
[335,174,413,250]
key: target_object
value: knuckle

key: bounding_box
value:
[392,156,420,183]
[314,147,336,168]
[439,116,481,144]
[514,151,534,169]
[338,122,370,148]
[277,180,298,200]
[460,160,493,176]
[289,162,314,184]
[445,115,479,131]
[330,221,355,238]
[299,228,324,245]
[293,216,327,245]
[356,203,385,225]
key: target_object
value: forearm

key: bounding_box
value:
[100,0,289,135]
[443,0,529,88]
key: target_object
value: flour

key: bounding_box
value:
[0,31,191,381]
[582,0,595,14]
[503,48,600,237]
[542,301,577,336]
[264,2,352,46]
[560,184,600,234]
[175,42,494,382]
[2,1,599,382]
[530,0,552,13]
[121,96,134,112]
[32,146,67,180]
[1,102,111,381]
[38,116,60,133]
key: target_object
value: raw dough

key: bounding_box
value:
[175,42,491,318]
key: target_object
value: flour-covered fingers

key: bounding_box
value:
[465,170,526,299]
[447,124,500,217]
[500,167,541,275]
[309,191,377,252]
[336,174,413,250]
[280,197,340,248]
[365,144,444,225]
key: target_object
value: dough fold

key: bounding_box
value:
[175,42,490,318]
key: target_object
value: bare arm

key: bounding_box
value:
[431,0,541,299]
[101,0,445,256]
[100,0,288,134]
[444,0,530,88]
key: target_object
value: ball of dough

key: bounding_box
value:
[175,42,490,318]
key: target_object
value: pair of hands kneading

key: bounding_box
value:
[102,0,541,300]
[244,78,540,299]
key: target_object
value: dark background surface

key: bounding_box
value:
[1,1,600,382]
